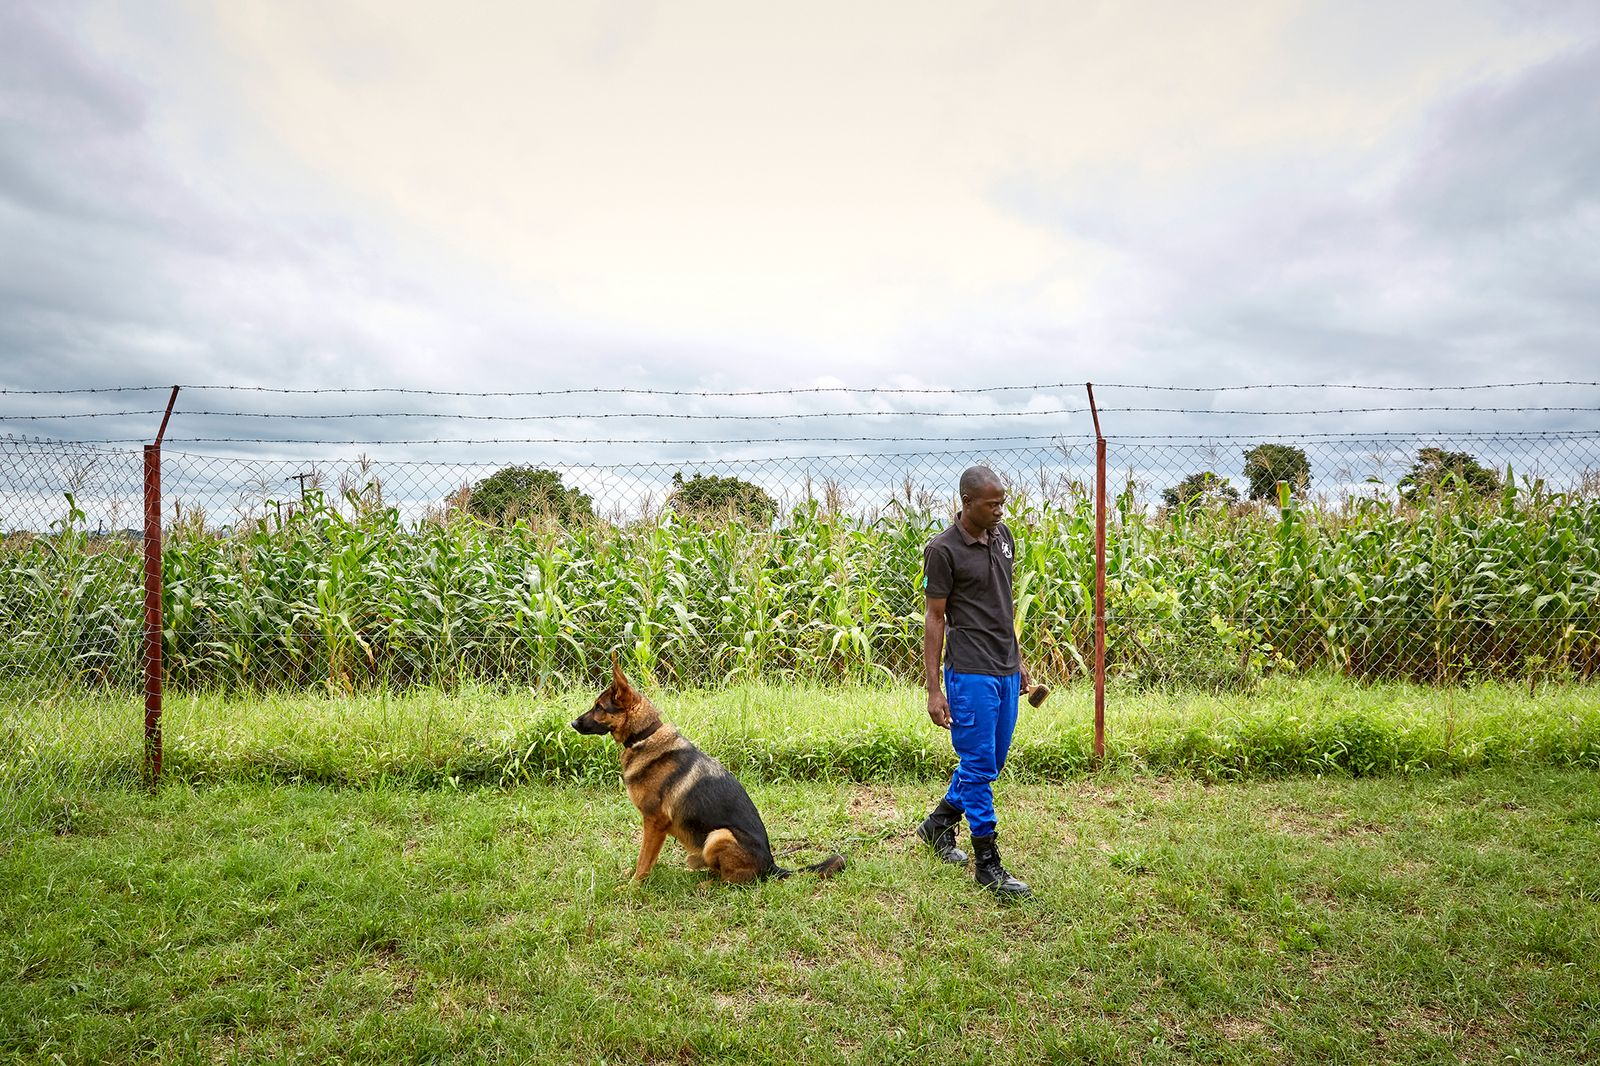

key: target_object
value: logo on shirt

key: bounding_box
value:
[998,532,1012,560]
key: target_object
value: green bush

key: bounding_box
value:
[464,466,594,525]
[1398,447,1503,503]
[1243,443,1311,502]
[668,472,778,526]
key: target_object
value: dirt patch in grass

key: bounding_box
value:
[847,784,903,825]
[1259,803,1387,842]
[1214,1014,1269,1042]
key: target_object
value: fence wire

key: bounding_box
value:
[3,426,1598,829]
[1103,434,1600,690]
[0,439,146,829]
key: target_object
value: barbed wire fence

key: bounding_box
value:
[2,381,1598,826]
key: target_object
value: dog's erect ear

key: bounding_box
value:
[610,651,632,697]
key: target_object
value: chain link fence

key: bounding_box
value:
[0,438,147,829]
[53,442,1082,690]
[4,426,1598,829]
[1102,432,1600,690]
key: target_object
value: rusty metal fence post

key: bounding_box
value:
[142,387,179,789]
[1086,383,1106,763]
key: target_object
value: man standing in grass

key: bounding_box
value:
[916,465,1033,899]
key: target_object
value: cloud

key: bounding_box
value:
[1213,39,1600,394]
[1,0,1596,471]
[979,20,1599,435]
[0,4,558,419]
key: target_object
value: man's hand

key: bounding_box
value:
[1020,666,1033,693]
[927,690,951,730]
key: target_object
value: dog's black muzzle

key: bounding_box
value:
[570,712,608,735]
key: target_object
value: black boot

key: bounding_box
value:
[971,833,1031,899]
[916,799,968,864]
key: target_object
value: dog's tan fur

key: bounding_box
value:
[571,656,843,883]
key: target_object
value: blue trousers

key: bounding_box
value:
[941,669,1021,839]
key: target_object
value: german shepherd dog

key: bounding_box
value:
[572,657,845,883]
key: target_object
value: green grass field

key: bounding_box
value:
[4,678,1598,1063]
[6,677,1598,808]
[3,768,1597,1064]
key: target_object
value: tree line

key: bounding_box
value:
[1162,445,1507,511]
[460,445,1512,529]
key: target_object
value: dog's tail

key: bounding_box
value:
[770,853,846,879]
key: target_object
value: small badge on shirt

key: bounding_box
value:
[998,532,1012,559]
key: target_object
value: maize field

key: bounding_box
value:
[4,440,1597,698]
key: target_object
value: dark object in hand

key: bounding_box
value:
[1027,684,1049,708]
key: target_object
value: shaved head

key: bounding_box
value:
[959,466,1002,502]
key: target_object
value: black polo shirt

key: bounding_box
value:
[923,516,1020,675]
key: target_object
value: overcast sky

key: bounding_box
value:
[2,0,1598,463]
